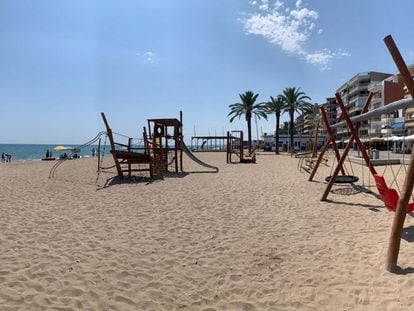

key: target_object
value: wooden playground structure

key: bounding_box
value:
[309,35,414,272]
[147,112,184,173]
[296,118,326,173]
[100,111,218,181]
[101,112,164,180]
[226,130,257,164]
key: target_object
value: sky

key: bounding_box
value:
[2,0,414,144]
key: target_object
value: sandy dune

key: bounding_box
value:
[1,152,414,310]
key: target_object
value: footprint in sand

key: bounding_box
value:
[229,274,242,282]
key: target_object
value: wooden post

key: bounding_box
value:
[384,35,414,272]
[97,138,101,172]
[226,131,230,163]
[128,137,133,177]
[321,93,374,201]
[320,107,343,167]
[336,93,376,176]
[100,112,124,179]
[312,122,319,158]
[179,111,183,171]
[308,137,331,181]
[240,131,244,162]
[309,106,346,182]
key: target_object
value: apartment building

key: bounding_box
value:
[403,65,414,131]
[302,112,315,135]
[320,97,337,129]
[368,74,405,138]
[336,71,392,139]
[295,114,304,134]
[294,103,323,136]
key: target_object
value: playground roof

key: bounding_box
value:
[147,118,181,127]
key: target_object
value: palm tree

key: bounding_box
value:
[282,121,289,134]
[280,87,312,154]
[228,91,268,152]
[266,96,285,154]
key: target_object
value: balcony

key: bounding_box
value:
[349,106,363,115]
[370,120,383,126]
[348,82,370,96]
[368,128,382,135]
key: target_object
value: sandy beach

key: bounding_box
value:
[1,152,414,310]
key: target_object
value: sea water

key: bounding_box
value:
[0,144,108,162]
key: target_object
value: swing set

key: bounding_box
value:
[226,130,257,163]
[318,87,414,214]
[308,93,371,186]
[312,35,414,272]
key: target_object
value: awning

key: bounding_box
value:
[390,136,403,141]
[370,137,385,142]
[404,134,414,141]
[391,121,405,129]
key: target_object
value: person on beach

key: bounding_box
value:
[45,149,50,158]
[91,147,96,157]
[5,154,11,163]
[1,152,4,163]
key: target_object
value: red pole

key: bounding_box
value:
[320,106,345,175]
[335,93,377,176]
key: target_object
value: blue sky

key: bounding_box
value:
[1,0,414,144]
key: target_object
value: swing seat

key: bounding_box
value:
[373,174,414,213]
[325,175,359,184]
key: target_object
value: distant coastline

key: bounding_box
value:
[0,144,105,162]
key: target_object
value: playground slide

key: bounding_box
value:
[181,142,219,172]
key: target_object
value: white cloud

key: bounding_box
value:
[259,0,269,11]
[242,0,350,70]
[305,49,350,70]
[136,51,159,64]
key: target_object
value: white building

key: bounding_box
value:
[262,133,327,152]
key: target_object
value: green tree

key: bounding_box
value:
[280,87,312,154]
[266,95,285,154]
[282,121,289,134]
[228,91,268,152]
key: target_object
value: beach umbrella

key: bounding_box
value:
[54,145,68,151]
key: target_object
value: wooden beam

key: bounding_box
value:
[309,106,345,182]
[308,138,330,181]
[384,35,414,272]
[310,106,346,182]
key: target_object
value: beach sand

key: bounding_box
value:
[1,152,414,310]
